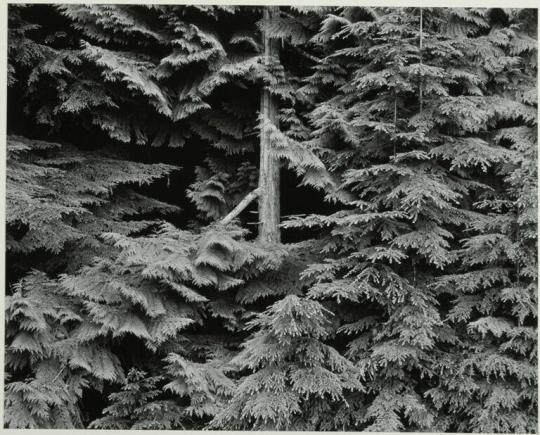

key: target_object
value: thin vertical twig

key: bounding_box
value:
[393,12,403,159]
[515,213,521,285]
[419,8,424,115]
[393,95,397,157]
[394,96,398,128]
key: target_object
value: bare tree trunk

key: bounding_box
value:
[258,6,281,243]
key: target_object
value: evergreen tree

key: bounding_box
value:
[5,5,537,432]
[283,6,537,432]
[212,295,364,430]
[89,368,184,429]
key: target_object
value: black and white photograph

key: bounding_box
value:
[3,2,538,432]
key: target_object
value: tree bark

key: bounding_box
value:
[258,6,281,243]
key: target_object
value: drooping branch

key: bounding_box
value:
[220,188,261,225]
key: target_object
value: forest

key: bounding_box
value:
[4,4,538,432]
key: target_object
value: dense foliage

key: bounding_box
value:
[5,5,537,432]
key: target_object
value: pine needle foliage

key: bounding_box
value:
[282,6,538,432]
[212,295,364,430]
[7,135,178,256]
[5,5,537,432]
[5,221,287,428]
[89,369,184,430]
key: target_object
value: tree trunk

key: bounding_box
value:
[258,6,281,243]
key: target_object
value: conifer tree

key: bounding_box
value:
[212,295,364,430]
[6,4,325,427]
[5,5,537,432]
[283,6,537,432]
